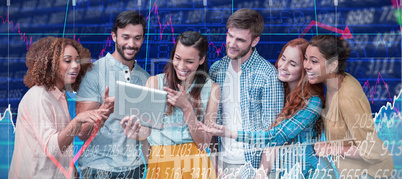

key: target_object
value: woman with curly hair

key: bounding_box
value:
[199,38,334,178]
[9,37,113,178]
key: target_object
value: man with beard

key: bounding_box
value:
[209,8,284,178]
[75,10,150,178]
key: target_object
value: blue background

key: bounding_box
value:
[0,0,401,178]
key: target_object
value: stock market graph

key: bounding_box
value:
[0,0,401,178]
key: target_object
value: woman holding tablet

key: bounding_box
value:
[121,31,220,178]
[198,38,334,178]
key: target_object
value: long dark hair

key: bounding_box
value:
[272,38,325,136]
[309,35,351,76]
[163,31,209,120]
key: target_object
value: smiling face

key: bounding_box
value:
[55,45,81,90]
[225,27,259,62]
[112,24,144,62]
[277,46,303,88]
[172,41,205,83]
[304,45,331,84]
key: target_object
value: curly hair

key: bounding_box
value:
[272,38,325,137]
[24,36,92,92]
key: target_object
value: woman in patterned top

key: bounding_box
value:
[199,38,334,178]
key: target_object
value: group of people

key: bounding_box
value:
[9,8,394,179]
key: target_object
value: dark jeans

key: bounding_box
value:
[80,164,145,179]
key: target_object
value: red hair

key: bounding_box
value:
[272,38,325,135]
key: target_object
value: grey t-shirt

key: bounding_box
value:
[76,53,150,172]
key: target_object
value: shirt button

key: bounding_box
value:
[125,70,128,73]
[127,78,130,81]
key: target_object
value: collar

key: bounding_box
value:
[105,53,136,71]
[240,47,259,71]
[220,47,260,71]
[50,87,66,100]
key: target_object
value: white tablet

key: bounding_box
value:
[114,81,167,129]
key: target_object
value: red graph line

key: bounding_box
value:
[0,3,227,59]
[1,15,82,51]
[146,3,176,44]
[300,20,353,39]
[391,0,401,8]
[362,72,399,115]
[73,35,80,43]
[363,72,392,103]
[97,3,177,59]
[97,3,227,59]
[1,13,33,50]
[98,36,112,59]
[209,42,226,56]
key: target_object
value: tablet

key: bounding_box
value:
[114,81,167,129]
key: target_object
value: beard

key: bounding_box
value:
[226,44,252,60]
[115,39,140,61]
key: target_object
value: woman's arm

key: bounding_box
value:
[254,147,278,179]
[314,141,362,159]
[239,96,322,146]
[58,109,108,153]
[200,96,322,147]
[193,83,220,150]
[315,94,382,161]
[164,82,221,150]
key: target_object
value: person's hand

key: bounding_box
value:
[74,109,108,128]
[120,115,141,140]
[197,122,237,139]
[254,167,267,179]
[99,86,115,121]
[100,86,115,113]
[217,167,226,179]
[314,142,332,157]
[163,84,191,111]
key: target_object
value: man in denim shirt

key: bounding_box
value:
[76,11,150,178]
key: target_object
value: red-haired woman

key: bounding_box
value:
[120,31,220,178]
[199,38,333,178]
[9,37,113,178]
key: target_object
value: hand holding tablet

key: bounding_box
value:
[120,115,151,141]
